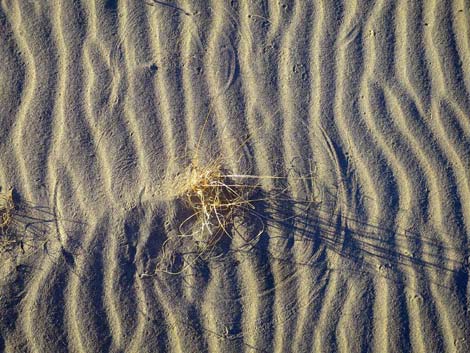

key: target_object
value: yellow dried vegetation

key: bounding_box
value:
[151,116,321,276]
[0,188,17,251]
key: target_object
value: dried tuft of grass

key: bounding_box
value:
[144,112,321,276]
[0,189,14,230]
[151,152,320,276]
[0,188,17,251]
[155,160,256,274]
[182,162,257,242]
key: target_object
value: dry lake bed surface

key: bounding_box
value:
[0,0,469,352]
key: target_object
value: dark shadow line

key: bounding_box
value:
[146,0,192,16]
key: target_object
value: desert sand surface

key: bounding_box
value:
[0,0,469,352]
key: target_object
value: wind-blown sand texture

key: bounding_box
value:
[1,0,469,352]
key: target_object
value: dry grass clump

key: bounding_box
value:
[179,161,261,244]
[153,151,319,275]
[0,189,17,251]
[145,113,321,276]
[1,189,14,229]
[156,159,261,274]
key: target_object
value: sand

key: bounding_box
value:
[0,0,469,352]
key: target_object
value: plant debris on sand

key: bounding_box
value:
[151,151,320,275]
[0,188,17,251]
[138,112,322,276]
[177,162,261,246]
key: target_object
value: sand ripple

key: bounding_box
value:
[0,1,469,352]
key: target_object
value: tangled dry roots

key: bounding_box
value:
[151,156,320,277]
[155,160,266,275]
[182,164,251,240]
[145,122,321,276]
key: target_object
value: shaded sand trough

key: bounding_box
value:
[0,0,469,352]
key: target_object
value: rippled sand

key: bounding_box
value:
[0,1,469,352]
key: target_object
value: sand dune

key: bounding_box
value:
[0,0,469,352]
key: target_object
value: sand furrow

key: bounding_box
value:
[309,2,378,349]
[337,282,375,353]
[202,1,250,175]
[18,177,79,352]
[396,1,432,111]
[18,174,74,352]
[288,4,343,348]
[312,272,348,353]
[272,2,318,350]
[50,0,111,211]
[360,86,422,351]
[435,99,470,236]
[236,250,275,352]
[277,0,315,188]
[357,4,427,350]
[426,0,470,110]
[307,2,347,218]
[421,2,470,349]
[332,0,468,351]
[8,1,57,203]
[132,276,170,353]
[129,208,168,352]
[421,2,470,241]
[102,209,141,351]
[333,0,389,225]
[66,216,112,353]
[452,0,470,95]
[0,6,24,170]
[392,4,466,300]
[153,275,207,353]
[179,1,214,157]
[84,1,142,205]
[317,0,377,223]
[230,4,303,347]
[21,258,70,353]
[392,0,469,268]
[382,89,459,353]
[237,3,291,352]
[5,5,66,347]
[138,208,208,352]
[146,2,189,179]
[291,266,329,352]
[237,1,286,179]
[388,283,414,352]
[109,1,158,187]
[51,165,108,353]
[199,262,242,352]
[131,207,173,352]
[119,3,166,186]
[188,5,257,350]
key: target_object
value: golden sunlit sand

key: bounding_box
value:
[0,1,469,352]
